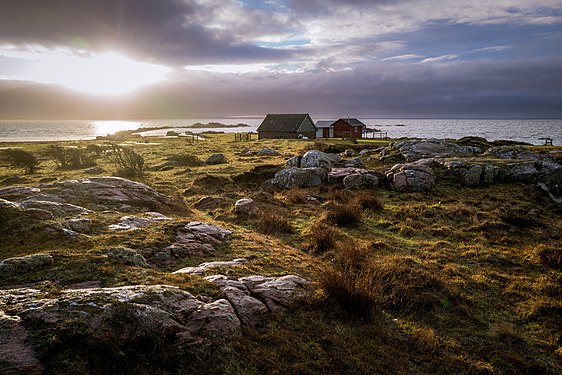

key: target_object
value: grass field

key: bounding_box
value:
[1,133,561,374]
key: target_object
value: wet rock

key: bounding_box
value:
[393,139,480,162]
[300,150,341,170]
[0,254,54,277]
[205,153,227,165]
[257,147,280,156]
[174,258,248,276]
[234,198,258,216]
[386,163,436,192]
[106,247,148,267]
[269,167,327,189]
[109,212,173,231]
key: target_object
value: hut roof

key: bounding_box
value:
[257,114,316,133]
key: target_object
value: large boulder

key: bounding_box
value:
[386,163,436,192]
[393,139,480,162]
[39,177,184,213]
[300,150,341,170]
[269,167,327,189]
[205,153,227,165]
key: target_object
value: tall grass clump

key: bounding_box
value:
[104,143,145,176]
[306,220,337,254]
[0,149,40,173]
[257,211,294,234]
[351,192,384,212]
[321,202,363,227]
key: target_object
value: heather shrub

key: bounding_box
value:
[0,148,40,173]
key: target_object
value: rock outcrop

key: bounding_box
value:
[300,150,341,170]
[0,274,311,370]
[393,139,480,162]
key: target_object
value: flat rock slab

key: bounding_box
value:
[0,254,54,277]
[109,212,173,231]
[174,258,248,275]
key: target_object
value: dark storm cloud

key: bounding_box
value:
[2,56,560,118]
[0,0,293,64]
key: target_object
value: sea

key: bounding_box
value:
[0,118,560,145]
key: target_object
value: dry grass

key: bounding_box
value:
[305,220,338,254]
[321,202,363,227]
[256,210,295,235]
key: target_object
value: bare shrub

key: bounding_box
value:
[306,220,337,254]
[45,145,96,169]
[321,202,362,227]
[257,211,294,234]
[104,143,145,176]
[0,149,40,173]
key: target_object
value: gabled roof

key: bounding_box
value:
[315,120,335,128]
[337,118,366,127]
[257,114,316,133]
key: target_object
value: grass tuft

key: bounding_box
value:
[257,211,295,235]
[306,220,337,254]
[321,202,363,227]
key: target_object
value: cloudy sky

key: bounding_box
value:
[1,0,561,119]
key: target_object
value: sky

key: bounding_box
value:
[0,0,561,119]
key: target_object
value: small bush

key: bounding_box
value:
[321,202,362,227]
[257,211,294,234]
[104,143,145,176]
[0,148,40,173]
[45,145,96,169]
[306,220,337,254]
[167,153,203,167]
[351,192,384,212]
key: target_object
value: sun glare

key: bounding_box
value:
[92,120,141,136]
[9,49,170,96]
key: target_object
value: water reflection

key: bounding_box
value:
[91,121,141,136]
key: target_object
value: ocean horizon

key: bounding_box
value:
[0,118,560,145]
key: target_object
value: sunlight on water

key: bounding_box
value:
[92,121,141,136]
